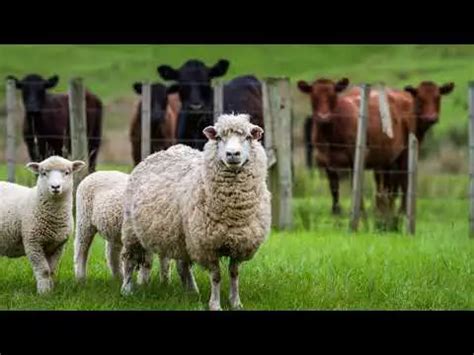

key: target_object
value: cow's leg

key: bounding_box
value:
[326,168,341,215]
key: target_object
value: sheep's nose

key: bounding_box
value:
[226,151,241,159]
[51,185,60,192]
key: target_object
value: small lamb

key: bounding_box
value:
[0,156,86,294]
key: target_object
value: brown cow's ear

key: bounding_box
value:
[404,85,417,97]
[133,83,142,95]
[158,65,179,81]
[44,75,59,89]
[209,59,230,79]
[335,78,350,92]
[6,75,22,89]
[297,81,312,94]
[440,82,455,95]
[203,126,218,140]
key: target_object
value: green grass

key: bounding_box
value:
[0,164,472,310]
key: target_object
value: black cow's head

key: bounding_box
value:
[157,59,229,149]
[7,74,59,114]
[157,59,229,112]
[133,82,179,124]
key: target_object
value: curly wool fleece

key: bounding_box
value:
[124,114,271,268]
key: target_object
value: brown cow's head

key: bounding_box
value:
[297,78,350,124]
[404,81,455,126]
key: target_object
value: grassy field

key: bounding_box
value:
[0,44,472,158]
[0,164,472,310]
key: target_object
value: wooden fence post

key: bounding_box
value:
[69,77,89,190]
[406,132,418,235]
[349,84,370,232]
[6,79,17,183]
[266,77,293,230]
[468,82,474,238]
[141,81,151,161]
[213,80,224,123]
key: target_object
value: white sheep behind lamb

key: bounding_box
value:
[121,113,271,310]
[0,156,85,294]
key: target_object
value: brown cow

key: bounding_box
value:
[381,81,455,213]
[129,82,181,166]
[298,78,412,216]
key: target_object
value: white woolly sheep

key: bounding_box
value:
[121,113,271,310]
[0,156,85,294]
[74,170,171,284]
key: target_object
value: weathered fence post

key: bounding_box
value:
[406,132,418,235]
[213,80,224,123]
[141,81,151,161]
[69,77,89,190]
[468,82,474,238]
[6,79,17,183]
[266,77,293,230]
[349,84,370,232]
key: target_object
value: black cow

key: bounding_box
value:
[7,74,103,172]
[157,60,265,152]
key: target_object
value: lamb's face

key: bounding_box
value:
[27,156,86,197]
[203,114,264,171]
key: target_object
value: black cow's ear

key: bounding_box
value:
[6,75,22,89]
[133,82,142,94]
[44,75,59,89]
[209,59,230,78]
[404,85,417,97]
[440,82,455,95]
[166,84,180,95]
[335,78,350,92]
[297,80,312,94]
[157,65,179,81]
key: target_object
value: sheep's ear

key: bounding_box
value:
[251,126,264,141]
[26,162,40,174]
[72,161,86,172]
[203,126,217,140]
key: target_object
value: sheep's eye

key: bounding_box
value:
[41,171,47,177]
[64,171,70,176]
[216,136,222,142]
[246,135,253,141]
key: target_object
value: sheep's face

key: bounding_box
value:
[203,115,264,171]
[27,156,86,198]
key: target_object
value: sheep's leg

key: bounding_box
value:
[208,262,222,311]
[47,241,66,278]
[25,243,53,295]
[229,259,243,310]
[137,251,153,286]
[159,256,171,285]
[74,224,97,281]
[177,260,199,294]
[105,240,123,280]
[121,218,140,295]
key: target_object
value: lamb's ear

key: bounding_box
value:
[250,126,264,141]
[72,161,86,173]
[26,162,40,174]
[203,126,217,140]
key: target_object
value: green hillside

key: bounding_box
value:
[0,44,472,154]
